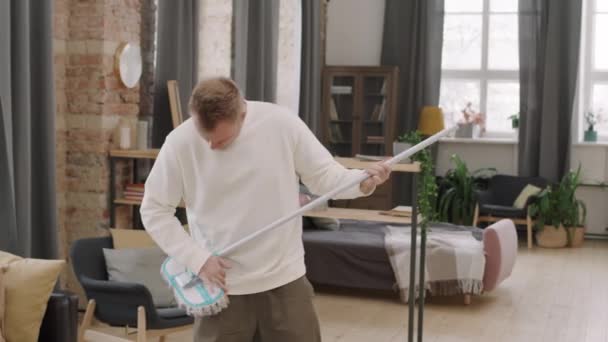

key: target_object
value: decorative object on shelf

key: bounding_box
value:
[119,120,132,150]
[584,110,601,142]
[528,166,587,248]
[438,155,496,225]
[137,119,150,150]
[114,42,142,88]
[508,113,519,129]
[455,102,485,138]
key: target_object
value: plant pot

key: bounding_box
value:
[393,142,411,162]
[536,225,568,248]
[584,130,597,142]
[567,226,585,247]
[455,123,474,138]
[511,119,519,129]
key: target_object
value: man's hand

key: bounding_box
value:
[360,162,392,195]
[198,256,232,293]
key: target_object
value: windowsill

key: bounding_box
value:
[573,141,608,148]
[439,137,518,145]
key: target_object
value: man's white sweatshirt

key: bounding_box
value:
[140,101,370,295]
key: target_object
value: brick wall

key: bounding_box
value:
[54,0,144,294]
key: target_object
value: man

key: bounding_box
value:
[141,77,391,342]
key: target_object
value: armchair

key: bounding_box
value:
[70,236,193,342]
[473,175,549,249]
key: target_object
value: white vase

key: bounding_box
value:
[392,142,412,162]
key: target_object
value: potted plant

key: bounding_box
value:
[584,111,599,142]
[399,131,439,227]
[438,155,495,225]
[528,167,586,248]
[394,131,420,162]
[455,102,485,138]
[508,113,519,129]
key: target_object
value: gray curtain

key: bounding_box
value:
[152,0,199,147]
[381,0,445,205]
[299,0,322,135]
[0,0,57,258]
[518,0,582,182]
[233,0,279,102]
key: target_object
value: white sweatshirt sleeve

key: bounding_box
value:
[292,116,375,199]
[140,142,211,275]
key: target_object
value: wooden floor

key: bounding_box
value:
[88,240,608,342]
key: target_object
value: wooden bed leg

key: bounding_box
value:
[464,294,471,305]
[527,214,533,249]
[137,306,147,342]
[473,204,479,227]
[78,299,96,342]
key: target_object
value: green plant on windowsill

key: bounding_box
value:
[438,155,496,225]
[398,131,438,228]
[528,166,586,247]
[508,113,519,129]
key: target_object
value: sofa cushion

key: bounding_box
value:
[0,251,64,342]
[157,307,188,319]
[103,247,176,307]
[513,184,542,209]
[479,204,526,218]
[110,228,156,249]
[300,185,340,230]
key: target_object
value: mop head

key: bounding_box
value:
[161,257,229,317]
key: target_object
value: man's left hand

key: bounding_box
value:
[360,162,392,194]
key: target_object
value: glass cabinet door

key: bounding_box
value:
[359,75,389,156]
[327,75,355,157]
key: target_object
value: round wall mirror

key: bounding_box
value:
[114,42,142,88]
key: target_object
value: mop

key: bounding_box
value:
[161,127,457,317]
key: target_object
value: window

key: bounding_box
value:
[579,0,608,140]
[439,0,519,138]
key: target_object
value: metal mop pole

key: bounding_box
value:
[219,126,457,256]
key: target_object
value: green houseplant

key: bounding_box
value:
[399,131,438,226]
[528,166,587,247]
[438,155,495,225]
[508,113,519,129]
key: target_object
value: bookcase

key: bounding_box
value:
[321,65,399,210]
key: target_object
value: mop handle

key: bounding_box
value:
[218,126,457,256]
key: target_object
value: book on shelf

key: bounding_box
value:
[125,183,145,191]
[366,136,384,144]
[331,85,353,95]
[329,98,340,120]
[370,104,382,121]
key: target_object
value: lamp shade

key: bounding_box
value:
[418,106,445,136]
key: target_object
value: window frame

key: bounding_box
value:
[441,0,519,139]
[580,0,608,141]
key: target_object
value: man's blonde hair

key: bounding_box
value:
[188,77,243,131]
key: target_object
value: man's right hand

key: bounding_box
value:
[198,255,232,293]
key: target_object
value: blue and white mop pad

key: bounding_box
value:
[161,257,229,317]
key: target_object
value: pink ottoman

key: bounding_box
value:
[483,219,517,292]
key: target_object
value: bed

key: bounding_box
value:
[302,218,516,300]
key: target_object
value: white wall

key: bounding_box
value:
[325,0,386,66]
[436,139,518,176]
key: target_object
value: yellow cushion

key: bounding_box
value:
[0,251,64,342]
[513,184,542,209]
[1,266,7,342]
[110,228,157,249]
[110,226,189,249]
